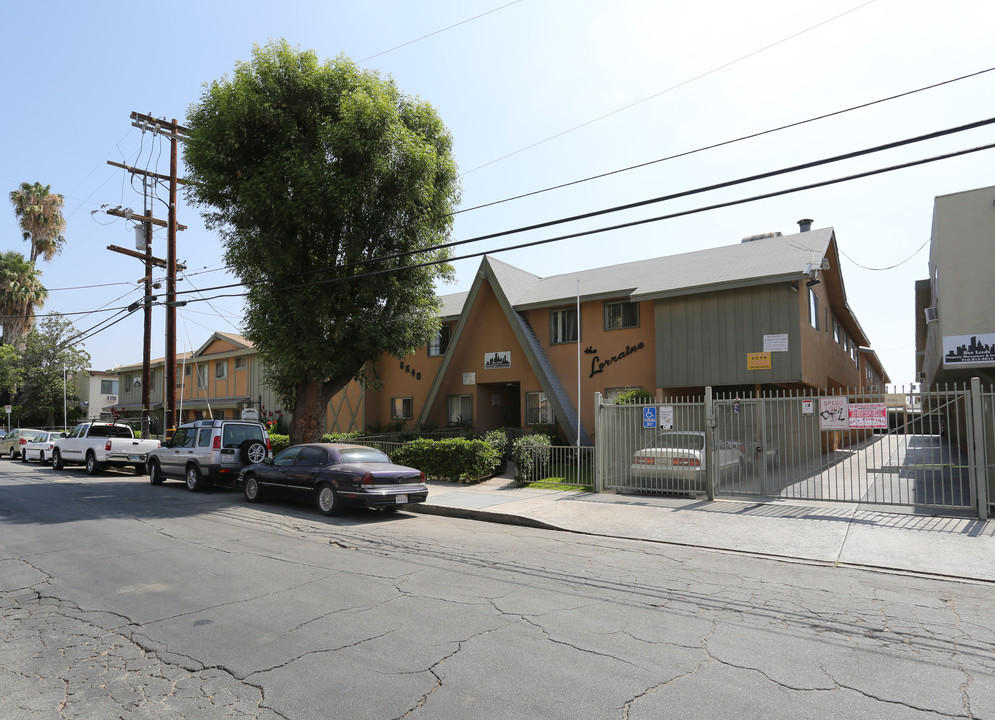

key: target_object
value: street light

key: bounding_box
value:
[63,366,67,431]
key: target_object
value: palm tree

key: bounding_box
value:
[0,251,47,348]
[9,181,67,264]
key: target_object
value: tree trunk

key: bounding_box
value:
[289,378,330,445]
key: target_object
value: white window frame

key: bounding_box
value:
[808,288,819,330]
[446,394,472,424]
[235,357,246,371]
[215,360,227,379]
[391,397,413,420]
[551,307,579,345]
[526,391,553,425]
[196,365,208,389]
[428,325,451,357]
[604,301,638,330]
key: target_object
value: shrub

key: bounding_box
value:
[613,387,654,404]
[483,428,508,473]
[512,433,552,482]
[267,433,290,454]
[393,437,501,483]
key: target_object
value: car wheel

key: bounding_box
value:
[185,465,203,492]
[52,450,64,471]
[9,448,16,460]
[20,450,27,463]
[239,439,268,465]
[243,475,265,504]
[39,451,46,464]
[85,454,103,475]
[316,483,342,517]
[149,460,164,486]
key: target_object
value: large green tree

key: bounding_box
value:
[0,250,47,348]
[10,182,67,264]
[16,314,89,428]
[184,41,461,443]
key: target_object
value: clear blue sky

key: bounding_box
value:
[2,0,993,388]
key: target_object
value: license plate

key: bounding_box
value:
[129,455,143,461]
[395,495,408,504]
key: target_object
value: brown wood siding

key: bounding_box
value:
[655,284,801,387]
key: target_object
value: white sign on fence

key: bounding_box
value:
[848,403,888,429]
[658,405,674,430]
[819,397,849,430]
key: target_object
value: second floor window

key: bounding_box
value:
[604,301,638,330]
[428,325,451,357]
[551,308,579,344]
[808,288,819,330]
[215,361,227,379]
[100,379,119,395]
[197,366,208,389]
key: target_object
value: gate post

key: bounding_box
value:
[970,378,989,520]
[594,392,603,493]
[705,386,715,500]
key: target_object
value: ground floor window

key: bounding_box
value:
[447,394,472,424]
[391,397,413,420]
[526,391,553,425]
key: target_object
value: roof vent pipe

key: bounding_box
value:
[797,218,813,232]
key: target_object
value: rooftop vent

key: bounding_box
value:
[797,218,814,232]
[741,231,783,243]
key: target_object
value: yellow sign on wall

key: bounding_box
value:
[747,352,772,370]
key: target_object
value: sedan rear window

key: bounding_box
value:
[339,449,390,464]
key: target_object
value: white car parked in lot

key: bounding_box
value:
[21,431,68,464]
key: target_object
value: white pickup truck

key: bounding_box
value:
[52,421,161,475]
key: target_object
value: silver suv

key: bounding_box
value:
[147,419,271,491]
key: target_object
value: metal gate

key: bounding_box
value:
[595,381,991,518]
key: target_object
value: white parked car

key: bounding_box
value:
[21,432,68,464]
[631,431,743,492]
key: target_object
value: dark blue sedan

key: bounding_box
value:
[238,443,427,516]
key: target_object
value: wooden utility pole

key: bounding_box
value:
[105,112,190,435]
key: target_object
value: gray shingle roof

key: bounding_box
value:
[513,227,834,307]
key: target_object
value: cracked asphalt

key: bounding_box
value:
[1,461,994,719]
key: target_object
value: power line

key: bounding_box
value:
[457,65,995,215]
[166,114,994,296]
[462,0,879,175]
[841,238,930,271]
[358,1,522,63]
[160,139,995,306]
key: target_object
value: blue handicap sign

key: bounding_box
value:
[642,406,657,429]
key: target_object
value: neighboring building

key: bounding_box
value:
[859,349,890,393]
[74,369,120,419]
[111,333,284,426]
[340,221,883,442]
[916,184,995,388]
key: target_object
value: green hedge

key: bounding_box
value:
[392,437,501,483]
[512,434,552,481]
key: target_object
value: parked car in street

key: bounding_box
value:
[0,429,46,459]
[239,443,428,516]
[53,421,160,475]
[21,431,68,464]
[630,430,743,492]
[147,418,271,491]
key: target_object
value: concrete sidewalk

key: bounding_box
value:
[410,469,995,583]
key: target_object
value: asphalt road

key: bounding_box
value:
[1,459,993,719]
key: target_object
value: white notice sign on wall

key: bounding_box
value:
[763,334,789,352]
